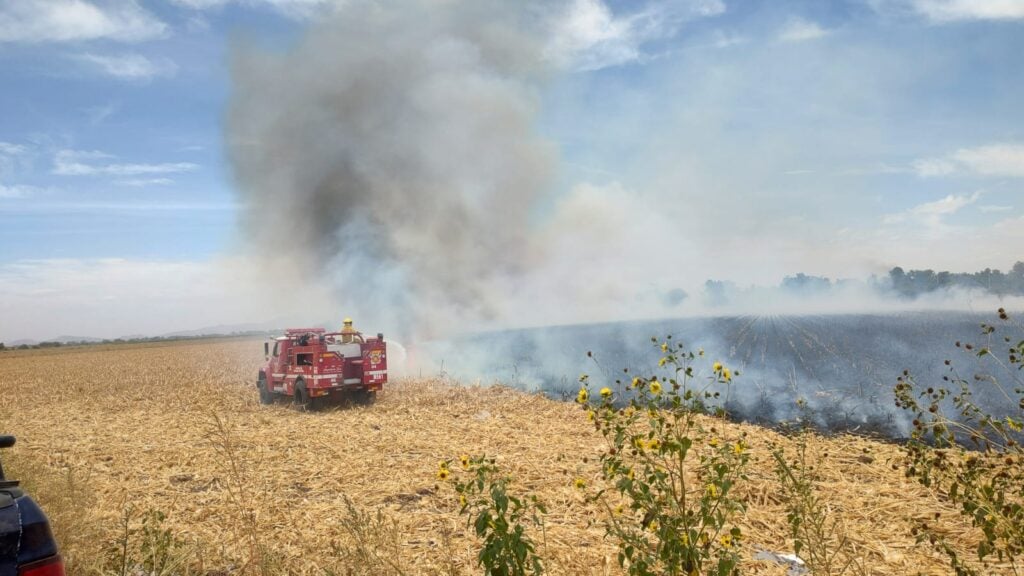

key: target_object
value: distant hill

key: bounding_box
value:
[1,322,282,351]
[52,335,104,344]
[158,321,281,338]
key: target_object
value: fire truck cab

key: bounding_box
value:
[257,327,387,409]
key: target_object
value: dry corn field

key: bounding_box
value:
[0,339,1008,575]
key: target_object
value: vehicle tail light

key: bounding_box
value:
[19,555,65,576]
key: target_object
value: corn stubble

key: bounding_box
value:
[0,340,1007,574]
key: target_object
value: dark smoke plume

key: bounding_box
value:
[228,0,555,339]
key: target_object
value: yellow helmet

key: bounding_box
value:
[343,317,353,325]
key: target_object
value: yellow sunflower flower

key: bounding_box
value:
[600,387,612,398]
[650,381,662,395]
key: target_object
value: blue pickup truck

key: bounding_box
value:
[0,435,64,576]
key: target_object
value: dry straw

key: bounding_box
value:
[0,340,1011,574]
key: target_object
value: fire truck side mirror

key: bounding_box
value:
[264,342,269,358]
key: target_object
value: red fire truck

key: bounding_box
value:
[257,327,387,409]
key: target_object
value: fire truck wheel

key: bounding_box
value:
[294,381,313,411]
[353,389,376,406]
[258,377,274,405]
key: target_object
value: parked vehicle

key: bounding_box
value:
[0,435,64,576]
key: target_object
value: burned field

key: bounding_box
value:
[431,312,1004,437]
[0,338,1014,574]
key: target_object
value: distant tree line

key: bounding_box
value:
[888,261,1024,298]
[774,262,1024,299]
[0,341,66,351]
[701,261,1024,306]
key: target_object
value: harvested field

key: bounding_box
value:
[0,340,1008,574]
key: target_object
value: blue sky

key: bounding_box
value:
[1,0,1022,341]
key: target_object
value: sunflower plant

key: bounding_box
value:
[580,338,749,576]
[894,308,1024,575]
[441,455,546,576]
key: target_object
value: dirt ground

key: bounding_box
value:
[0,340,1006,575]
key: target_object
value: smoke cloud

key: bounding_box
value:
[228,0,556,339]
[227,0,1022,343]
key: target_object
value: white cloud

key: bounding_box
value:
[0,141,34,183]
[0,142,27,176]
[694,0,728,17]
[545,0,725,71]
[952,144,1024,177]
[883,190,982,228]
[53,149,199,176]
[115,178,175,186]
[170,0,229,7]
[979,204,1014,213]
[547,0,638,70]
[708,30,747,49]
[0,142,27,156]
[911,0,1024,22]
[911,157,956,177]
[72,52,178,80]
[911,190,981,216]
[0,0,167,43]
[915,143,1024,177]
[778,17,829,42]
[169,0,335,19]
[839,163,909,176]
[0,184,39,199]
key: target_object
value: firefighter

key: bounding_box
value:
[340,317,359,343]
